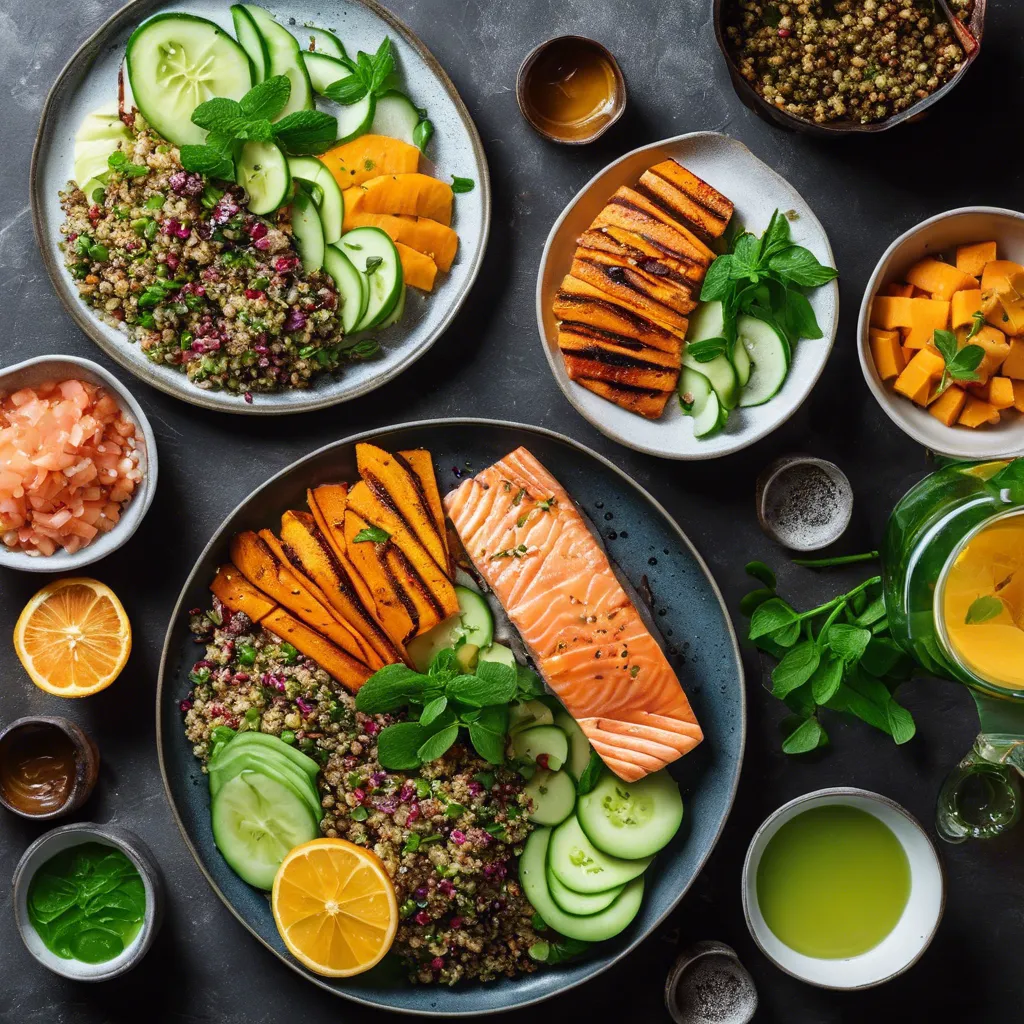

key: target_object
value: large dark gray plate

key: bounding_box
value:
[156,419,745,1015]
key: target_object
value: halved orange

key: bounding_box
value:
[272,838,398,977]
[14,578,131,697]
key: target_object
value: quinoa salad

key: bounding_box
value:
[723,0,976,126]
[59,120,375,401]
[182,604,542,985]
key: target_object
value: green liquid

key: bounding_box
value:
[756,805,911,959]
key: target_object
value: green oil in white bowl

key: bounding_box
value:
[756,804,911,959]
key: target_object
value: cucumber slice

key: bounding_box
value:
[548,815,652,894]
[242,5,313,119]
[336,93,376,144]
[337,226,402,331]
[302,25,347,61]
[230,5,269,83]
[682,350,738,410]
[236,140,291,215]
[576,770,683,860]
[548,870,624,916]
[737,315,790,407]
[126,14,252,148]
[525,768,576,826]
[212,730,320,781]
[377,284,406,329]
[509,699,554,736]
[287,156,343,244]
[731,333,752,387]
[323,245,367,334]
[478,642,516,671]
[209,749,321,821]
[210,769,318,890]
[406,585,495,672]
[74,114,132,196]
[520,828,644,942]
[686,300,726,342]
[370,90,421,146]
[554,711,592,780]
[289,188,324,272]
[693,389,723,438]
[76,111,133,144]
[511,725,568,772]
[679,366,724,438]
[301,51,352,95]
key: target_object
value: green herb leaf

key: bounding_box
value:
[468,703,508,764]
[771,641,821,697]
[852,595,887,627]
[699,255,734,300]
[745,560,777,589]
[446,661,518,707]
[369,36,395,92]
[966,309,986,341]
[749,597,799,640]
[353,525,390,543]
[757,208,791,259]
[325,76,369,105]
[515,665,546,698]
[860,637,912,679]
[990,458,1024,503]
[824,623,872,663]
[451,176,475,194]
[768,245,838,287]
[576,749,604,795]
[686,337,728,362]
[809,653,844,704]
[782,715,828,754]
[364,255,384,275]
[107,150,149,178]
[420,694,448,726]
[355,663,428,713]
[375,721,427,769]
[179,144,235,179]
[777,289,822,342]
[240,75,292,120]
[190,96,248,134]
[945,342,985,382]
[272,109,338,154]
[886,699,916,744]
[739,588,775,616]
[417,720,459,762]
[541,938,592,965]
[965,595,1003,625]
[413,118,434,152]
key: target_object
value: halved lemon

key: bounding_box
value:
[14,578,131,697]
[271,838,398,977]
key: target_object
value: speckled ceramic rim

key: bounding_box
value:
[740,787,946,991]
[155,417,746,1014]
[29,0,491,416]
[857,205,1024,459]
[0,354,158,571]
[535,132,839,460]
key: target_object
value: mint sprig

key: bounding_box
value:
[933,328,985,396]
[323,37,395,105]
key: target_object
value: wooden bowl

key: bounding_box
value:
[713,0,986,137]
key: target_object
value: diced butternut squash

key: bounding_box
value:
[1002,338,1024,379]
[929,386,967,426]
[883,282,914,297]
[344,173,454,226]
[320,135,420,189]
[904,298,951,349]
[1013,380,1024,413]
[1001,295,1024,336]
[956,241,998,278]
[967,325,1011,382]
[981,260,1024,294]
[871,295,915,329]
[959,396,1002,428]
[870,328,905,381]
[983,377,1016,410]
[395,242,438,292]
[951,289,983,328]
[894,348,944,405]
[910,286,930,298]
[342,212,458,272]
[905,258,973,300]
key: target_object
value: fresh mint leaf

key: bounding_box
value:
[886,699,916,744]
[782,715,828,754]
[236,118,276,143]
[451,176,475,194]
[365,255,384,275]
[730,233,762,279]
[860,637,911,678]
[515,665,546,698]
[749,597,799,640]
[376,722,427,769]
[178,144,234,179]
[576,749,603,794]
[739,587,775,616]
[355,663,428,712]
[353,525,389,543]
[824,623,872,663]
[107,150,149,178]
[204,130,237,155]
[686,337,728,363]
[413,118,434,152]
[966,310,986,341]
[540,938,592,965]
[965,595,1003,625]
[768,245,838,287]
[827,668,896,735]
[325,75,369,105]
[369,36,395,94]
[771,641,820,697]
[240,75,291,121]
[429,647,458,680]
[699,256,733,300]
[777,289,822,342]
[190,96,247,134]
[757,209,792,260]
[932,329,959,364]
[420,695,448,726]
[446,661,517,706]
[853,595,887,627]
[417,720,459,762]
[745,560,776,589]
[945,343,985,382]
[272,109,338,154]
[468,703,508,764]
[809,653,843,704]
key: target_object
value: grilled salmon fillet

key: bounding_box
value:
[444,447,703,781]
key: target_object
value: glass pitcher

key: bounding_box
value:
[882,459,1024,842]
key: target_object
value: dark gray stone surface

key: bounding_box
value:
[1,1,1022,1020]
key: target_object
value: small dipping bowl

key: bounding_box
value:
[756,456,853,552]
[13,822,164,981]
[665,940,758,1024]
[516,36,625,144]
[742,788,944,990]
[0,717,99,820]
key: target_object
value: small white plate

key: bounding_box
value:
[742,788,945,990]
[857,206,1024,459]
[536,132,838,460]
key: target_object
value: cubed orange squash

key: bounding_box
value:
[1001,296,1024,336]
[910,286,930,298]
[1002,338,1024,379]
[981,260,1024,294]
[959,396,1002,428]
[983,377,1016,410]
[929,386,966,426]
[321,135,420,188]
[951,289,983,328]
[870,328,905,381]
[904,298,951,349]
[395,242,438,292]
[883,282,914,297]
[965,325,1011,383]
[1013,380,1024,413]
[956,241,998,278]
[894,348,944,405]
[342,212,459,272]
[871,295,915,329]
[344,173,454,226]
[905,258,973,300]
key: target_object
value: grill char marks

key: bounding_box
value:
[576,227,706,286]
[637,160,734,241]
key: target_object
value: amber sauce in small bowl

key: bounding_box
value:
[517,37,626,144]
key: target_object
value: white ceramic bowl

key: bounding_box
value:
[858,206,1024,459]
[0,355,158,572]
[536,132,839,460]
[742,788,944,990]
[12,822,164,981]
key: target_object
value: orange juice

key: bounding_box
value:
[942,512,1024,690]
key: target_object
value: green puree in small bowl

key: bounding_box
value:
[756,805,911,959]
[28,842,146,964]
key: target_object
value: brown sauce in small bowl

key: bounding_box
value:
[0,720,91,817]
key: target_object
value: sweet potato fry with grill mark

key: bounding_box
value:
[397,449,450,573]
[307,485,377,613]
[573,247,697,315]
[638,162,733,240]
[577,227,706,286]
[645,160,733,219]
[559,322,681,367]
[211,564,276,624]
[260,608,372,693]
[559,272,689,337]
[575,377,672,418]
[569,261,693,334]
[553,289,683,354]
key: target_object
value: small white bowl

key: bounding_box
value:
[0,355,158,572]
[12,822,164,981]
[858,206,1024,459]
[742,788,944,990]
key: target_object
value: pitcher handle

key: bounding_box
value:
[936,737,1023,842]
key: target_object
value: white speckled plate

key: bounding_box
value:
[536,133,839,460]
[31,0,489,415]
